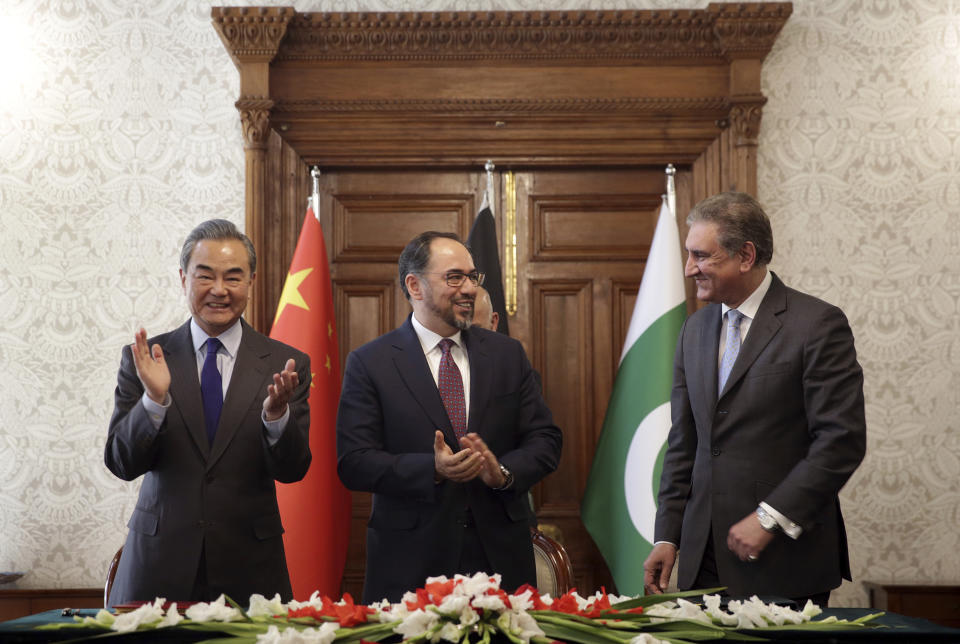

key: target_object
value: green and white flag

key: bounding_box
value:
[581,196,686,595]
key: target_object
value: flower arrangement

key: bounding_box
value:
[40,572,882,644]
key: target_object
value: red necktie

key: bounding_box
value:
[437,338,467,438]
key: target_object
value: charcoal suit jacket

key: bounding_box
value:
[654,273,866,598]
[336,316,562,603]
[105,319,311,606]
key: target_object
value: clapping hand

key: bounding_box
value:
[263,358,299,421]
[131,328,170,404]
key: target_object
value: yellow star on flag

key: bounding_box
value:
[310,371,316,388]
[273,267,314,325]
[325,354,332,373]
[328,322,333,339]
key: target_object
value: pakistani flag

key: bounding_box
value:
[581,197,686,595]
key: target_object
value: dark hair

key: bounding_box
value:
[398,231,464,301]
[686,192,773,266]
[180,219,257,274]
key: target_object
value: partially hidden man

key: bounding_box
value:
[644,192,866,606]
[336,231,562,604]
[105,219,311,606]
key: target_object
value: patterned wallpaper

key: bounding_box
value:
[0,0,956,608]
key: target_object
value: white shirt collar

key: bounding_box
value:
[411,313,463,355]
[722,269,772,321]
[190,318,242,358]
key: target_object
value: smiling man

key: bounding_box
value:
[336,231,562,603]
[643,192,866,607]
[104,219,311,606]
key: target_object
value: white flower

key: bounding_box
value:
[801,600,823,619]
[436,621,465,642]
[157,603,183,628]
[629,634,668,644]
[111,597,167,632]
[436,593,470,615]
[248,593,287,618]
[455,572,501,597]
[394,608,439,639]
[471,593,507,612]
[184,594,242,622]
[287,591,325,612]
[507,587,537,611]
[81,609,116,628]
[496,610,545,643]
[703,594,738,626]
[256,623,338,644]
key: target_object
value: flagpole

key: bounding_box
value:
[665,163,676,220]
[311,166,321,222]
[482,160,495,212]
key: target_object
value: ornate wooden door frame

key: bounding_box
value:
[212,3,791,333]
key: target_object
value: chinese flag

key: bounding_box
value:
[269,205,350,599]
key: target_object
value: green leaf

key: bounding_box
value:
[610,588,727,611]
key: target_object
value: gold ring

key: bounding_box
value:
[747,554,758,561]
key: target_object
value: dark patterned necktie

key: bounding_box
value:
[718,309,743,394]
[437,338,467,438]
[200,338,223,445]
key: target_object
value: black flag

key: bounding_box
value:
[467,206,509,335]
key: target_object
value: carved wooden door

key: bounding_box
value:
[320,165,692,598]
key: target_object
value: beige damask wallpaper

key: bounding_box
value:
[0,0,957,608]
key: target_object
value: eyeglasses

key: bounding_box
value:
[421,271,485,287]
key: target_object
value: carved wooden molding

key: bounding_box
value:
[270,4,790,63]
[272,96,730,115]
[212,6,295,63]
[729,98,766,147]
[236,96,274,148]
[708,3,793,60]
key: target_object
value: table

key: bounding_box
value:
[865,582,960,629]
[3,608,960,643]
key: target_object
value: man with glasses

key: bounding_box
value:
[336,231,562,603]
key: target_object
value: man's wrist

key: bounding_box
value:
[756,505,780,533]
[493,464,513,490]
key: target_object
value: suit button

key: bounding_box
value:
[205,474,215,484]
[711,447,721,456]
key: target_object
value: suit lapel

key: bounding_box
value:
[165,320,210,456]
[720,275,786,396]
[392,318,454,441]
[463,329,491,436]
[209,320,267,467]
[698,304,722,408]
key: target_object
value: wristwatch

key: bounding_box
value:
[494,464,514,490]
[756,505,780,533]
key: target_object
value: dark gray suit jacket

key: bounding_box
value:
[105,319,311,605]
[655,273,866,598]
[336,317,562,603]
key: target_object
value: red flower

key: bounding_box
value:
[551,591,582,615]
[289,594,372,627]
[513,584,550,610]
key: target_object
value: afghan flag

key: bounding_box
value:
[467,205,509,335]
[270,205,351,599]
[581,197,686,595]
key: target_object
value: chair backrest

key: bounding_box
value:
[531,526,574,597]
[104,546,123,609]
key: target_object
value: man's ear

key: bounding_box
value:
[739,242,757,272]
[405,273,423,300]
[491,311,500,331]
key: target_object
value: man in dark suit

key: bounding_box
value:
[105,219,311,606]
[643,192,866,606]
[336,231,562,604]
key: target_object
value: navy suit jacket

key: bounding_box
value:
[336,317,562,603]
[105,319,311,605]
[655,273,866,598]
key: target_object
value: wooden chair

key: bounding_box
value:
[531,526,574,597]
[104,546,123,609]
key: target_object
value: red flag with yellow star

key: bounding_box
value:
[269,205,350,599]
